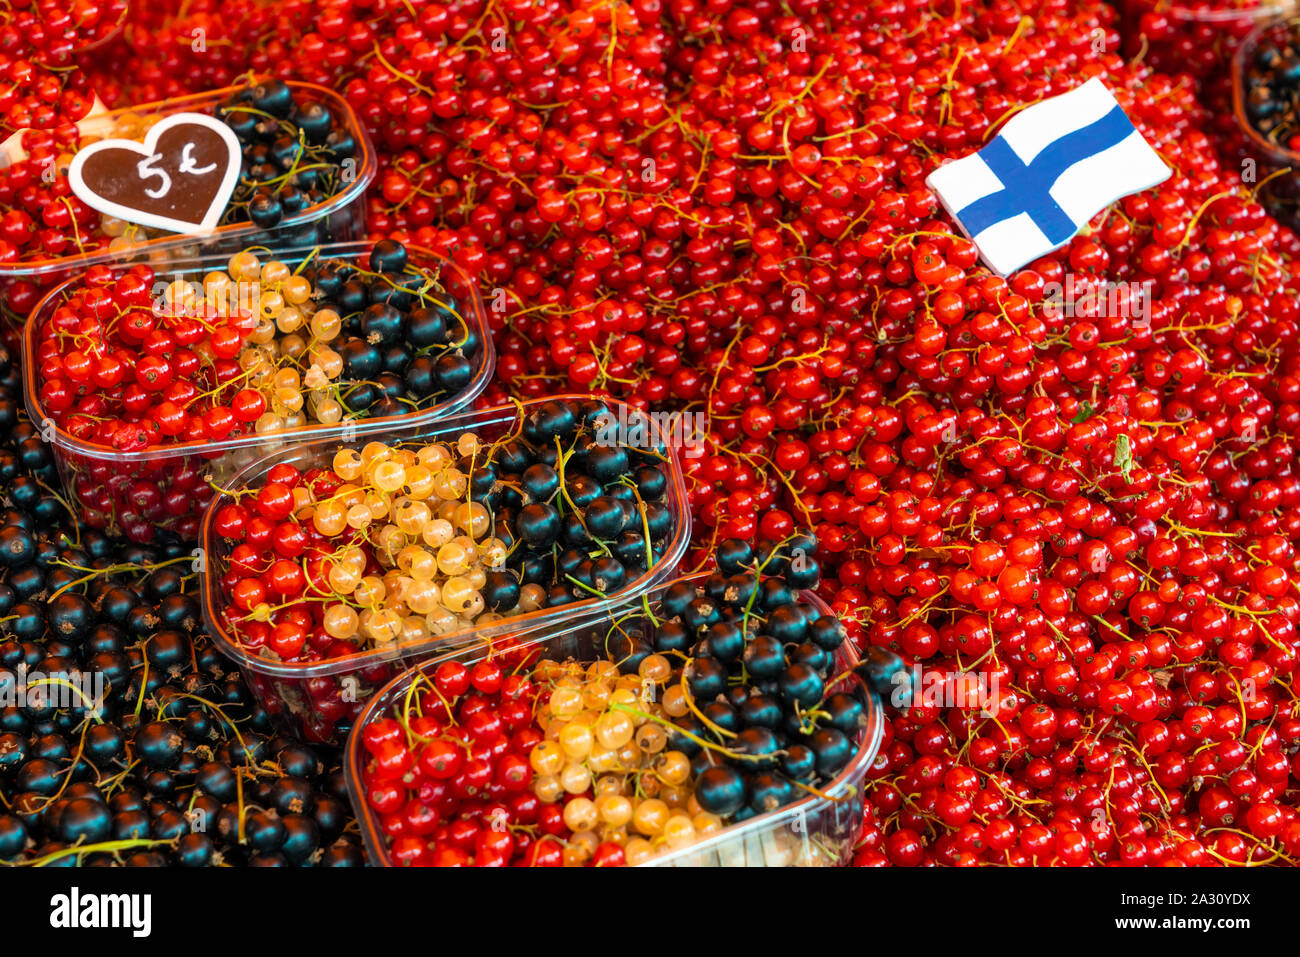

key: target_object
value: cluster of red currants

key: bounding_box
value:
[360,655,575,866]
[333,0,1300,867]
[19,0,1300,868]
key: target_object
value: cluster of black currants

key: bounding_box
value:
[473,398,676,611]
[0,341,363,867]
[0,538,365,866]
[314,240,481,419]
[616,535,869,822]
[1238,30,1300,230]
[217,79,356,233]
[1244,32,1300,144]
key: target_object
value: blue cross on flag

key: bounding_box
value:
[926,78,1171,277]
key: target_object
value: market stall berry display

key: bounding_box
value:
[324,0,1300,868]
[1,0,1300,870]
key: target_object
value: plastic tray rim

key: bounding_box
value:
[198,393,693,681]
[22,241,495,463]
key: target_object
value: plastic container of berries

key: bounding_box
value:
[1233,21,1296,166]
[1121,1,1287,81]
[197,395,693,746]
[0,79,375,320]
[344,574,883,868]
[1233,19,1300,229]
[22,240,493,544]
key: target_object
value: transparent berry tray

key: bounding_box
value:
[344,574,883,868]
[22,241,494,543]
[0,80,376,318]
[198,395,692,746]
[1234,20,1300,167]
[1233,20,1300,230]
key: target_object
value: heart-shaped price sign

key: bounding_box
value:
[68,113,241,235]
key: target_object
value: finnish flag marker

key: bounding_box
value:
[926,78,1171,277]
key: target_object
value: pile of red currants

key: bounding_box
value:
[3,0,1300,869]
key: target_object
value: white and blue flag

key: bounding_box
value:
[926,78,1171,277]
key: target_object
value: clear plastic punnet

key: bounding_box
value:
[0,80,376,319]
[23,241,493,543]
[198,395,692,745]
[1233,20,1300,232]
[344,574,884,868]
